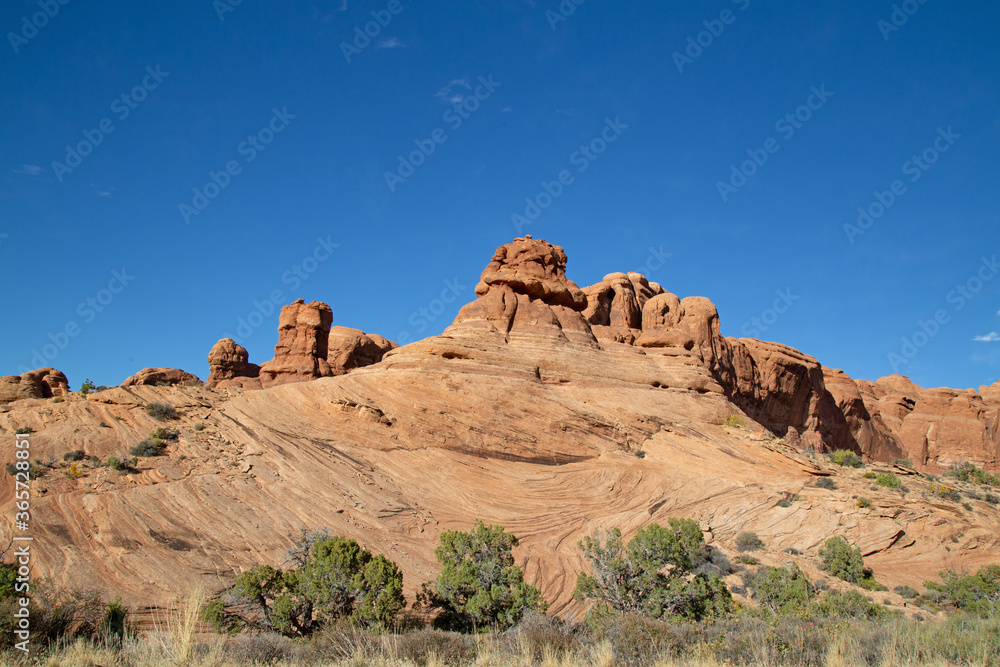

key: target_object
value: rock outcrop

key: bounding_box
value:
[851,375,1000,471]
[121,368,201,387]
[258,299,334,388]
[450,236,596,346]
[205,339,262,389]
[328,327,398,374]
[0,368,70,402]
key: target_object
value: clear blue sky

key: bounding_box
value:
[2,0,998,391]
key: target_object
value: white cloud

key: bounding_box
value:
[377,37,404,48]
[13,164,42,176]
[974,332,1000,342]
[436,78,470,104]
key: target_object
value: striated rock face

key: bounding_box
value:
[0,368,70,402]
[205,339,261,389]
[258,299,334,387]
[328,327,398,375]
[122,368,201,387]
[6,235,1000,625]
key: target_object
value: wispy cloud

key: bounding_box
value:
[377,37,405,49]
[13,164,43,176]
[339,0,347,10]
[436,78,471,104]
[974,332,1000,342]
[90,183,115,198]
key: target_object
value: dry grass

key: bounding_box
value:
[7,601,999,667]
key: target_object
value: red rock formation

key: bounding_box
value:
[121,368,201,387]
[852,375,1000,471]
[205,339,261,389]
[451,236,596,346]
[328,327,397,374]
[0,367,69,402]
[258,299,334,387]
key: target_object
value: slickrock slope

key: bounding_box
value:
[1,236,998,623]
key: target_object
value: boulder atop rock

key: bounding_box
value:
[0,367,69,403]
[474,236,587,310]
[121,368,201,387]
[258,299,334,387]
[328,326,398,375]
[205,339,261,389]
[452,237,596,345]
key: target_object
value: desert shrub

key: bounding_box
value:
[819,536,865,585]
[0,584,130,649]
[79,379,97,395]
[226,632,295,664]
[815,477,836,490]
[575,519,733,622]
[62,450,85,462]
[776,499,792,508]
[863,471,877,479]
[193,422,205,431]
[14,427,32,435]
[809,589,890,620]
[894,585,920,599]
[52,396,64,403]
[634,449,646,458]
[735,555,759,565]
[749,564,815,616]
[894,458,913,467]
[145,402,176,420]
[5,460,45,478]
[106,457,124,470]
[963,501,974,511]
[129,439,164,457]
[857,497,872,508]
[586,613,687,665]
[150,427,179,441]
[736,531,765,552]
[711,616,828,667]
[946,461,1000,486]
[877,472,901,488]
[827,450,863,468]
[931,483,962,501]
[723,414,747,428]
[420,520,546,631]
[501,612,579,661]
[394,628,476,666]
[986,493,999,505]
[214,531,403,636]
[925,565,1000,617]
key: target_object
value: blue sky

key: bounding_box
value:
[2,0,998,391]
